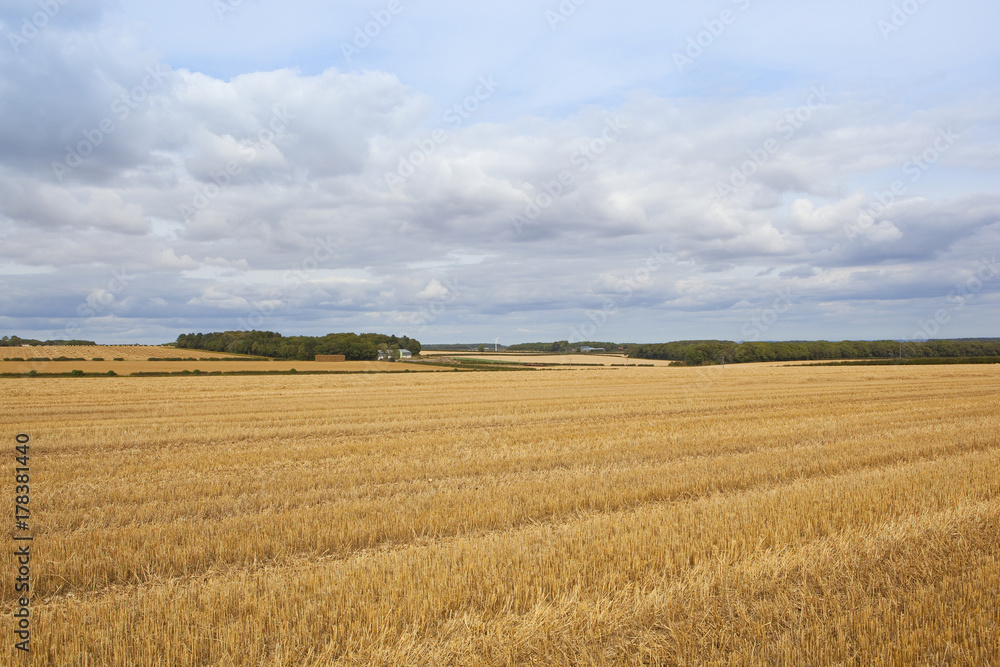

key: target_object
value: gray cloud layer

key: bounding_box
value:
[1,1,999,344]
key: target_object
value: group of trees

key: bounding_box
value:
[1,336,96,347]
[628,339,1000,364]
[174,331,421,361]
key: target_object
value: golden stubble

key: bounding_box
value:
[1,364,998,665]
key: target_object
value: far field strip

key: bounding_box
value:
[420,351,676,366]
[1,345,251,361]
[0,345,451,373]
[0,360,447,373]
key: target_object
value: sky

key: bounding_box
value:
[1,0,999,345]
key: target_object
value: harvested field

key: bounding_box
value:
[0,346,448,374]
[420,351,675,366]
[1,345,245,362]
[1,364,998,664]
[0,359,446,375]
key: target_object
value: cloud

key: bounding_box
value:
[203,257,249,269]
[154,248,198,270]
[1,1,998,343]
[789,193,868,234]
[0,177,148,233]
[185,287,251,310]
[417,279,449,300]
[779,266,819,279]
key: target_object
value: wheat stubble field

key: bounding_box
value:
[2,365,999,665]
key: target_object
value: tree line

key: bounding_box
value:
[1,336,96,347]
[628,339,1000,365]
[174,331,422,361]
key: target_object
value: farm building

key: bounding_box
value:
[377,349,413,361]
[580,346,605,353]
[314,355,346,362]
